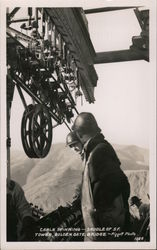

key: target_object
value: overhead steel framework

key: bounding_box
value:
[7,7,99,167]
[6,6,149,176]
[84,6,149,63]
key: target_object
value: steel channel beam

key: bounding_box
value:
[7,26,33,43]
[8,17,41,24]
[94,49,148,64]
[84,6,140,14]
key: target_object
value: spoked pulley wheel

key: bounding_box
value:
[21,104,52,158]
[30,104,52,158]
[21,104,37,158]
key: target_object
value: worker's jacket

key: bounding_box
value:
[81,133,130,241]
[139,203,150,221]
[7,179,34,241]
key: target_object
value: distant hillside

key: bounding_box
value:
[11,143,149,186]
[10,143,149,213]
[10,150,39,186]
[23,167,149,214]
[24,168,82,212]
[115,144,149,170]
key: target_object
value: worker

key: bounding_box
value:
[7,179,36,241]
[66,131,83,158]
[130,196,150,222]
[71,112,131,241]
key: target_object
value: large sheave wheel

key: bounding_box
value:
[21,104,37,158]
[21,104,52,158]
[30,104,52,158]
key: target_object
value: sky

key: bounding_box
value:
[8,2,154,150]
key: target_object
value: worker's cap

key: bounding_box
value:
[130,196,141,206]
[66,131,79,147]
[72,112,101,134]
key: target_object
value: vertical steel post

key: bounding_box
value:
[7,101,11,180]
[28,7,32,26]
[41,8,45,39]
[7,71,15,180]
[35,8,38,33]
